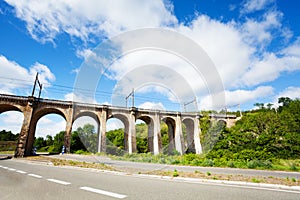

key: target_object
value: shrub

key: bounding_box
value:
[247,160,273,169]
[227,161,235,168]
[202,159,214,167]
[75,150,90,155]
[173,169,179,177]
[289,162,298,171]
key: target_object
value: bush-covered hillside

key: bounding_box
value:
[206,98,300,161]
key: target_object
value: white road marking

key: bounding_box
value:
[80,186,127,199]
[47,178,71,185]
[16,170,27,174]
[28,173,42,178]
[8,168,16,171]
[2,166,8,169]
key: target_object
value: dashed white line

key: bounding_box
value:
[47,178,71,185]
[16,170,27,174]
[8,168,16,171]
[2,166,8,169]
[28,173,42,178]
[80,186,127,199]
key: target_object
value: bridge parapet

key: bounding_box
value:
[209,113,237,119]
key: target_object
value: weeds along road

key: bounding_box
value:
[1,158,300,200]
[50,154,300,180]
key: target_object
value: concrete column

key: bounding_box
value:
[64,108,73,153]
[98,109,107,153]
[152,114,161,155]
[166,120,175,154]
[128,110,136,154]
[174,115,184,155]
[25,122,37,156]
[15,101,34,157]
[193,117,202,154]
[147,121,154,153]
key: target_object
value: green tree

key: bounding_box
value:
[0,130,18,141]
[106,128,124,149]
[71,131,87,153]
[136,123,148,153]
[33,137,46,149]
[76,124,97,153]
[45,135,53,146]
[208,98,300,160]
[53,131,65,153]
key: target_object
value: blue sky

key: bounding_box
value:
[0,0,300,137]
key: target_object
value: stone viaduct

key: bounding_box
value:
[0,94,237,157]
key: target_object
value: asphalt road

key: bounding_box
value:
[51,154,300,180]
[1,159,300,200]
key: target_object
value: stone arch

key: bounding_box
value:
[182,117,196,153]
[25,107,68,155]
[73,111,100,124]
[33,107,67,122]
[217,119,227,128]
[0,104,23,113]
[108,113,133,153]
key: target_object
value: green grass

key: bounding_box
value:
[0,151,14,155]
[108,153,300,172]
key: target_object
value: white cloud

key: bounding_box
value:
[0,111,23,134]
[177,15,253,89]
[5,0,177,43]
[241,0,274,14]
[0,55,55,95]
[138,102,165,111]
[241,11,283,49]
[106,118,124,131]
[276,87,300,100]
[76,48,94,60]
[199,86,274,110]
[35,115,66,138]
[4,0,300,114]
[281,37,300,57]
[241,49,300,86]
[225,86,274,106]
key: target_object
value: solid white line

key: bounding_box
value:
[80,186,127,199]
[47,179,71,185]
[28,173,42,178]
[173,177,300,194]
[16,170,27,174]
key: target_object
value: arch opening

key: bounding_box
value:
[33,114,66,154]
[106,117,126,155]
[182,118,196,153]
[72,115,99,153]
[0,110,23,154]
[135,118,149,153]
[161,117,176,155]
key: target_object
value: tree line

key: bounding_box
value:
[204,97,300,161]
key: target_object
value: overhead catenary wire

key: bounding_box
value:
[0,76,182,108]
